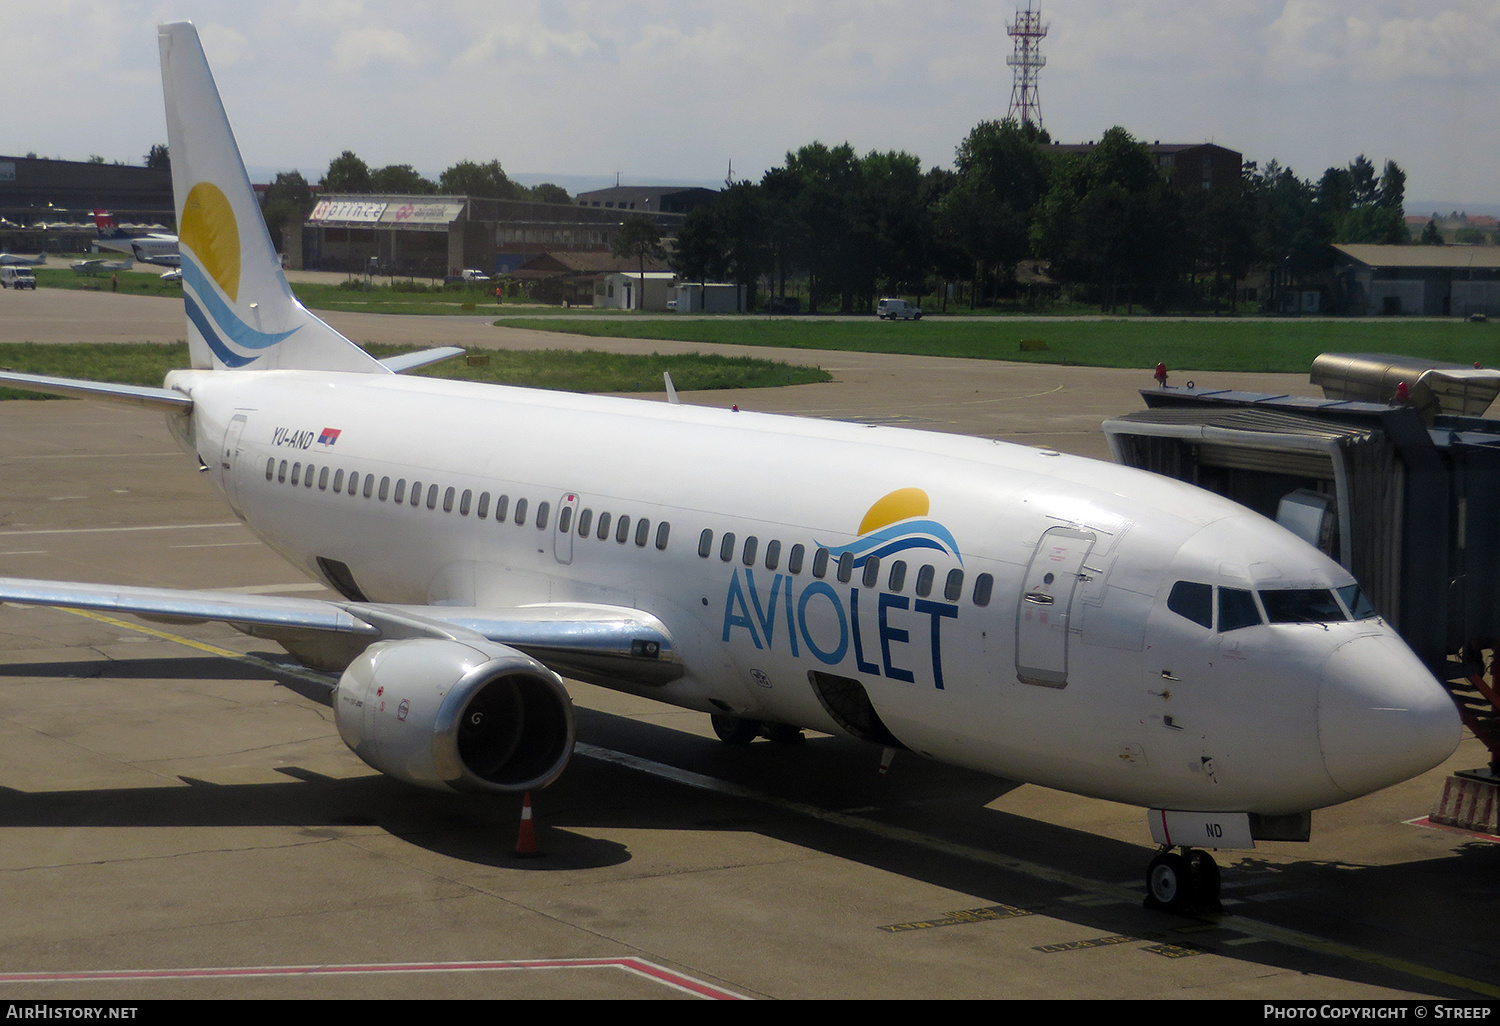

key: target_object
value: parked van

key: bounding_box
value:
[0,266,37,290]
[877,298,922,320]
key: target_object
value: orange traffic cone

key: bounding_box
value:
[514,792,541,858]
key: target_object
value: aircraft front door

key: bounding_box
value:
[1015,527,1096,688]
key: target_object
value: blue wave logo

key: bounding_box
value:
[182,253,299,368]
[819,489,962,568]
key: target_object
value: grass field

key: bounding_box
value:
[0,342,828,400]
[494,316,1500,375]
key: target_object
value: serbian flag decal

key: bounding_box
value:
[317,428,342,446]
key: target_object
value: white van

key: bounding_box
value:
[0,266,37,290]
[877,298,922,320]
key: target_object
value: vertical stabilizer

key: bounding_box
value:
[158,22,386,374]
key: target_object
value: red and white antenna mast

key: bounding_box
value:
[1006,3,1048,130]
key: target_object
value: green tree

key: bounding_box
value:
[525,183,572,204]
[1032,127,1185,311]
[611,215,666,310]
[369,164,436,194]
[321,150,372,193]
[438,159,518,199]
[260,171,315,252]
[1420,218,1444,245]
[144,144,170,170]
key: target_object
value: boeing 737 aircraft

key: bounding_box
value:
[0,23,1463,914]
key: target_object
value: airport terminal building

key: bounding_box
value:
[0,155,172,252]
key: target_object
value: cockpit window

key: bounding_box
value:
[1167,581,1213,629]
[1218,588,1262,632]
[1259,588,1346,624]
[1337,583,1378,620]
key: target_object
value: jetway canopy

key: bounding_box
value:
[1103,407,1404,625]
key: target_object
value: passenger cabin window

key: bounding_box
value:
[836,551,854,583]
[742,536,758,566]
[616,515,630,543]
[578,509,593,537]
[944,569,964,602]
[915,565,935,597]
[788,544,805,575]
[888,561,907,593]
[635,518,650,548]
[536,501,550,529]
[862,557,881,588]
[720,532,737,562]
[559,506,574,534]
[597,512,612,540]
[477,492,491,519]
[514,497,528,525]
[699,529,714,558]
[1168,581,1214,629]
[812,548,829,578]
[764,539,781,570]
[494,495,509,522]
[973,573,994,607]
[655,522,671,551]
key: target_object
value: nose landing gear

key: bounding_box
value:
[1144,847,1222,914]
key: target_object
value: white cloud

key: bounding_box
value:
[332,26,423,72]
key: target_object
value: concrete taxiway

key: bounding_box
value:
[0,287,1495,1000]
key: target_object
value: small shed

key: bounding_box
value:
[596,271,676,311]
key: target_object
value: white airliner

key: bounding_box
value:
[92,209,180,267]
[0,23,1463,913]
[0,252,46,267]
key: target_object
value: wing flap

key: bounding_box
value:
[0,578,682,687]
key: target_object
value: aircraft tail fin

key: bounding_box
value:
[92,210,126,238]
[158,22,386,374]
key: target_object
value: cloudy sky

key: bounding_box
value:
[4,1,1497,208]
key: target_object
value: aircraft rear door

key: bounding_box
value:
[1016,527,1096,687]
[220,414,249,519]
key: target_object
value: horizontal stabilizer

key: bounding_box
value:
[0,371,192,412]
[379,347,467,373]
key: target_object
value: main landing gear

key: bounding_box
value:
[710,713,805,745]
[1144,847,1222,914]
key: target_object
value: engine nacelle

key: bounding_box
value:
[333,637,575,794]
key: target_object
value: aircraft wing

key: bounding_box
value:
[0,577,682,688]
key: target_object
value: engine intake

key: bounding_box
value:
[334,637,575,794]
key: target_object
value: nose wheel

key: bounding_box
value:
[1144,847,1221,914]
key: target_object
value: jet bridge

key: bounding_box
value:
[1104,353,1500,801]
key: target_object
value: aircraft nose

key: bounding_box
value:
[1318,633,1461,798]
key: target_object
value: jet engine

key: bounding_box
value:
[333,637,575,794]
